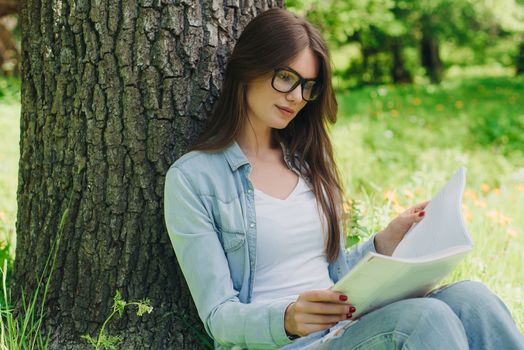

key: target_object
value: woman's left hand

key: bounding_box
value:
[374,200,429,256]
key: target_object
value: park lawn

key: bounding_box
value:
[333,75,524,332]
[0,75,522,334]
[0,102,19,265]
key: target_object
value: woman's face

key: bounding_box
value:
[245,47,320,132]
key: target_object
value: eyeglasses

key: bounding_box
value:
[271,66,321,102]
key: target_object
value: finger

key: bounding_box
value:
[413,208,426,219]
[297,300,353,315]
[414,200,430,210]
[300,290,348,303]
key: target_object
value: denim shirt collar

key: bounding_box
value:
[223,140,296,173]
[223,141,250,172]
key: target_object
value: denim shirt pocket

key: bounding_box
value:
[214,197,246,253]
[220,229,245,252]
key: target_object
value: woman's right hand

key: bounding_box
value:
[284,290,356,337]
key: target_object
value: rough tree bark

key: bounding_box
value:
[14,0,283,349]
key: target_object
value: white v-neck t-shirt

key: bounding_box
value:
[251,176,334,304]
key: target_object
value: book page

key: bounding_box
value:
[332,249,470,318]
[392,167,473,259]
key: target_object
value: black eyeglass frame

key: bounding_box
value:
[271,66,322,102]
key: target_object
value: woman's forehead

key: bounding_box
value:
[286,48,319,79]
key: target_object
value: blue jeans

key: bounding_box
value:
[281,281,524,349]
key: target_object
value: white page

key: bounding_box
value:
[392,167,473,259]
[332,248,470,318]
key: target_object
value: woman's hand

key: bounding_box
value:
[284,290,355,338]
[374,200,429,256]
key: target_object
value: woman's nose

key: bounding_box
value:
[286,84,303,102]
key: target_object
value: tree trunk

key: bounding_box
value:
[0,0,19,17]
[390,38,412,84]
[14,0,283,349]
[516,40,524,75]
[0,16,20,75]
[420,18,443,84]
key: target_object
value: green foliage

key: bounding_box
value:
[287,0,524,86]
[0,77,20,103]
[81,290,153,350]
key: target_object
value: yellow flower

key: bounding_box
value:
[480,183,490,193]
[455,100,464,109]
[517,185,524,193]
[436,104,445,111]
[412,97,422,106]
[390,109,399,117]
[500,214,513,225]
[461,204,472,223]
[464,189,478,200]
[384,190,397,202]
[487,210,513,225]
[487,210,498,218]
[506,228,518,238]
[473,199,487,208]
[403,189,415,199]
[393,204,406,214]
[342,200,351,213]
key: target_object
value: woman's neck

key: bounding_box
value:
[236,123,278,158]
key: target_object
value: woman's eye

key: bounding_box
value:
[277,71,294,82]
[304,81,316,91]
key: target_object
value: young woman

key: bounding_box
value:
[164,8,524,350]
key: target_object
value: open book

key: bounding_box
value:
[332,167,473,319]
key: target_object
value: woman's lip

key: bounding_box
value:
[276,105,295,114]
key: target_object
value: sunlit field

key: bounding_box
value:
[333,74,524,332]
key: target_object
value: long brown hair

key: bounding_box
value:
[192,8,344,262]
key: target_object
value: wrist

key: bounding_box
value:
[284,302,299,339]
[374,229,399,256]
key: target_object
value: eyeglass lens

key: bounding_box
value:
[272,69,320,101]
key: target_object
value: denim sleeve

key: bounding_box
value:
[164,166,293,349]
[345,235,377,270]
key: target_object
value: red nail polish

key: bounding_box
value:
[347,313,352,319]
[350,306,356,313]
[339,295,348,301]
[418,211,425,217]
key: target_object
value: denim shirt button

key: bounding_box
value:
[248,189,253,194]
[249,222,255,228]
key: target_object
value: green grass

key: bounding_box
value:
[0,77,20,262]
[333,74,524,332]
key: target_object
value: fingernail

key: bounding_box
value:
[339,295,348,301]
[418,211,425,217]
[347,313,352,319]
[349,306,356,313]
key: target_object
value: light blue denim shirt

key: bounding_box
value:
[164,141,377,350]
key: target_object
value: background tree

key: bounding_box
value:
[287,0,524,86]
[13,0,282,349]
[0,0,20,76]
